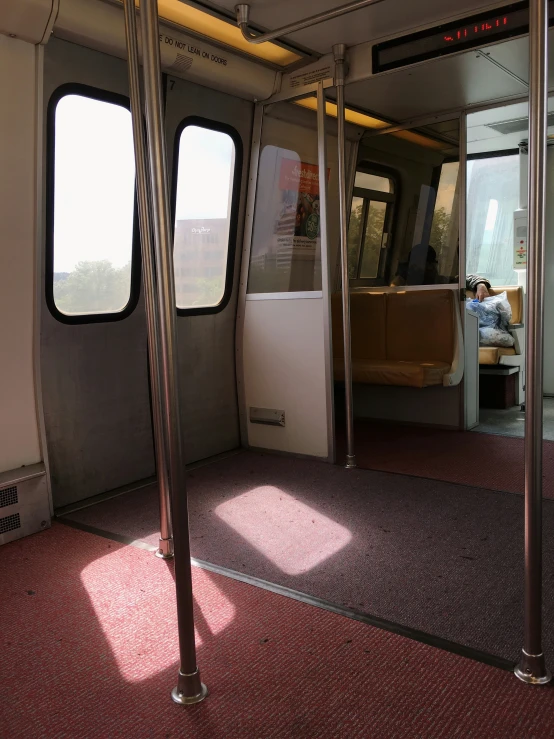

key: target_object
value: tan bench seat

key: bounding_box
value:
[332,289,461,389]
[334,357,452,388]
[478,347,517,365]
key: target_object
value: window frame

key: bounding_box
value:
[45,83,142,325]
[348,163,400,286]
[170,115,243,317]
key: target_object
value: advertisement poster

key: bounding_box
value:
[273,158,329,258]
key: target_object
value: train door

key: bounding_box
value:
[41,38,154,509]
[164,73,251,463]
[41,38,251,509]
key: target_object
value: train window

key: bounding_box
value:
[348,168,396,283]
[46,85,139,323]
[172,118,242,314]
[467,153,519,286]
[354,171,392,193]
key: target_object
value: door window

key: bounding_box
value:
[46,85,139,322]
[172,118,242,313]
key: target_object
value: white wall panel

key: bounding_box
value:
[0,0,55,44]
[54,0,277,102]
[243,297,328,457]
[0,36,41,471]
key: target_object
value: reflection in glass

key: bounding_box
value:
[173,125,236,309]
[347,196,364,278]
[431,161,460,280]
[360,201,387,278]
[350,119,461,287]
[391,163,461,286]
[53,95,135,315]
[248,145,323,293]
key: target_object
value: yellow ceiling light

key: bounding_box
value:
[294,97,450,150]
[134,0,301,66]
[394,129,449,151]
[294,97,388,130]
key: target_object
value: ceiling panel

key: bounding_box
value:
[481,28,554,85]
[466,97,554,154]
[344,49,524,122]
[210,0,505,55]
[480,35,530,85]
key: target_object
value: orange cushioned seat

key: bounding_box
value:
[332,289,457,388]
[334,357,451,388]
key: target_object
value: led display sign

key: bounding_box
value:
[373,2,553,74]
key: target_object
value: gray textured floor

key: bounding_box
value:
[62,451,554,664]
[474,398,554,440]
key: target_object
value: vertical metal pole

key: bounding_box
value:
[333,43,356,468]
[515,0,551,686]
[317,82,336,463]
[122,0,174,561]
[141,0,207,704]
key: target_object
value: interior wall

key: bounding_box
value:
[244,298,329,456]
[242,112,343,458]
[0,35,42,472]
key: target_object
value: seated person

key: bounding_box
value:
[391,243,490,300]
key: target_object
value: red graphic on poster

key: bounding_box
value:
[279,160,321,195]
[274,159,329,240]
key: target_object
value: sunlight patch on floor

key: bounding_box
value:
[215,486,352,576]
[80,552,235,682]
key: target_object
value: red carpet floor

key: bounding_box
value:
[3,523,554,738]
[337,419,554,497]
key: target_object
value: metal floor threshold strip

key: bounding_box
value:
[57,517,514,674]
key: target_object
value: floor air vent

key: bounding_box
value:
[0,485,18,508]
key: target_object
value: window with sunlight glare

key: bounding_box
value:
[467,154,519,285]
[173,124,236,310]
[52,94,136,316]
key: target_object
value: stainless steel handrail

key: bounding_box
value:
[334,43,356,469]
[235,0,386,45]
[122,0,174,561]
[141,0,208,704]
[514,0,551,686]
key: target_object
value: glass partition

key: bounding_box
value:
[247,109,334,294]
[352,119,460,287]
